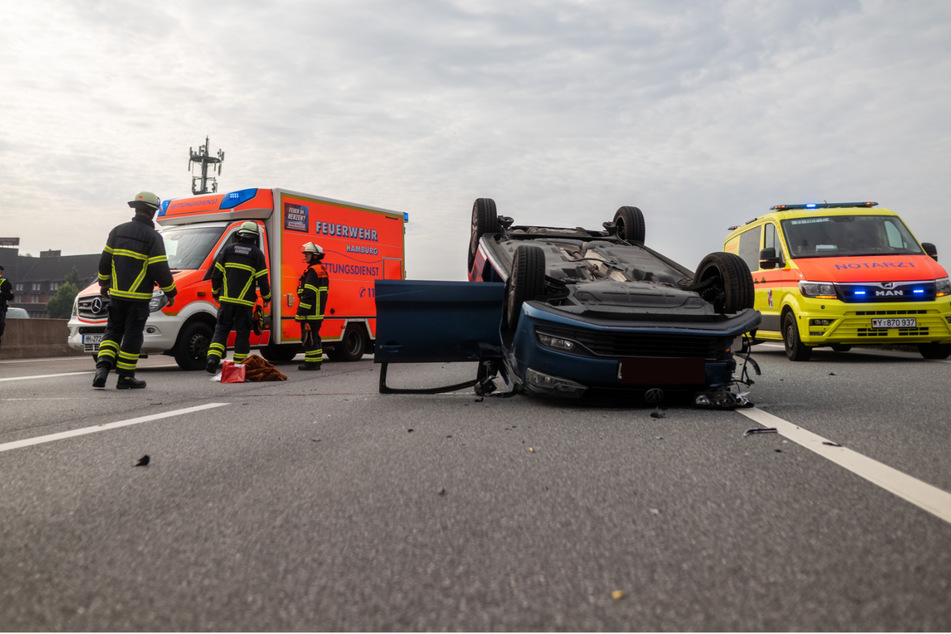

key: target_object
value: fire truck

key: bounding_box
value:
[68,188,407,369]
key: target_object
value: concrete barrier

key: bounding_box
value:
[0,318,86,359]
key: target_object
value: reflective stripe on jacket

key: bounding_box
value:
[98,214,176,302]
[295,263,329,321]
[211,242,271,307]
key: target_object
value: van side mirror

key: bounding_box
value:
[759,247,783,270]
[922,242,938,262]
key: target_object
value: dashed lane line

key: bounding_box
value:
[739,407,951,525]
[0,403,230,453]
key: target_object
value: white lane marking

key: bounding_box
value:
[0,403,230,453]
[0,372,91,382]
[739,407,951,525]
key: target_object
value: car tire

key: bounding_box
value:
[613,206,645,244]
[469,198,500,272]
[328,323,368,361]
[693,252,754,313]
[918,342,951,359]
[831,344,852,352]
[506,245,546,330]
[783,311,812,361]
[261,342,300,363]
[173,320,213,370]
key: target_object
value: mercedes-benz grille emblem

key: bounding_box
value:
[91,297,104,314]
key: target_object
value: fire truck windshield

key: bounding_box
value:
[161,224,227,270]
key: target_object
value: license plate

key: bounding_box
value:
[83,334,105,345]
[618,357,705,384]
[871,318,916,329]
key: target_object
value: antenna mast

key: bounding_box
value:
[188,136,225,195]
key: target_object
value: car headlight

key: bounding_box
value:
[149,290,168,313]
[799,281,837,299]
[936,277,951,298]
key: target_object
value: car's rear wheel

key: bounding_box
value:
[918,342,951,359]
[613,206,645,244]
[469,198,500,272]
[506,245,546,330]
[693,252,754,313]
[783,310,812,361]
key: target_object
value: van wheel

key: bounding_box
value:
[831,344,852,352]
[469,198,500,272]
[693,252,754,313]
[173,321,212,370]
[261,342,300,363]
[613,206,645,244]
[506,245,546,330]
[918,342,951,359]
[783,311,812,361]
[328,324,368,362]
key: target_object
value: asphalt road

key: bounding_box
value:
[1,345,950,631]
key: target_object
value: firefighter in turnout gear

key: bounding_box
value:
[296,242,329,370]
[205,222,271,373]
[93,191,177,389]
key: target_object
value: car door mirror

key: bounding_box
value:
[759,247,782,270]
[922,242,938,262]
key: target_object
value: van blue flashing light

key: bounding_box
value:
[913,288,925,295]
[404,212,410,223]
[771,202,878,211]
[220,188,259,210]
[158,200,171,217]
[854,289,866,297]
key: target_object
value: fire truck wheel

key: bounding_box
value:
[328,324,368,362]
[506,245,545,330]
[613,206,645,244]
[173,321,213,371]
[261,342,300,363]
[469,198,500,272]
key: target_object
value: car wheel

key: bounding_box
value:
[469,198,500,272]
[261,342,300,363]
[173,320,213,370]
[693,252,754,313]
[506,245,546,330]
[613,206,645,244]
[328,324,368,361]
[783,311,812,361]
[918,342,951,359]
[831,344,852,352]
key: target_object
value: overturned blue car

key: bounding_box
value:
[375,199,761,407]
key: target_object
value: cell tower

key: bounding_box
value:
[188,136,225,195]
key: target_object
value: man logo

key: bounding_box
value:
[881,282,897,289]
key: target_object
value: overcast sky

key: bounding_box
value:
[2,0,950,280]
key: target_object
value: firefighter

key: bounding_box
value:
[93,191,177,389]
[0,264,14,351]
[205,222,271,373]
[296,242,329,370]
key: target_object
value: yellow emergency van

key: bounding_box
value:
[724,202,951,360]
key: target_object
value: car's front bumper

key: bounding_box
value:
[507,302,760,398]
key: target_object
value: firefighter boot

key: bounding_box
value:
[298,362,321,371]
[206,357,219,374]
[92,363,111,389]
[116,374,147,390]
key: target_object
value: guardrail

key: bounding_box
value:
[0,318,86,360]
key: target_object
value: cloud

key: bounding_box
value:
[1,0,950,279]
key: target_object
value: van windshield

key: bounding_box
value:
[160,224,227,270]
[781,215,924,259]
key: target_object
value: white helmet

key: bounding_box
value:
[301,242,323,255]
[128,191,161,211]
[237,221,259,237]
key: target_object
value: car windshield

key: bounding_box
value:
[780,214,924,258]
[160,224,227,270]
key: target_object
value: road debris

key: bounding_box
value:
[743,427,778,437]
